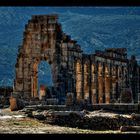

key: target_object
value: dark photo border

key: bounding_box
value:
[0,0,140,6]
[0,0,140,140]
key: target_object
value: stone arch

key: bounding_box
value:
[13,15,66,100]
[30,57,53,99]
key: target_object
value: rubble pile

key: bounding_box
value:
[22,108,140,131]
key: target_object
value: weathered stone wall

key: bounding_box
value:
[13,15,82,104]
[13,15,140,106]
[75,48,140,105]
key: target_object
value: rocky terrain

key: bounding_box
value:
[23,108,140,131]
[0,107,140,134]
[0,108,94,134]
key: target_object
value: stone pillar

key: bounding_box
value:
[137,67,140,100]
[84,63,89,101]
[31,76,34,97]
[138,93,140,105]
[33,74,38,98]
[111,66,117,103]
[66,92,73,106]
[98,76,104,103]
[39,85,46,100]
[105,65,110,103]
[112,77,116,102]
[117,67,122,102]
[13,56,24,97]
[105,77,110,103]
[31,62,38,98]
[98,63,104,104]
[75,62,82,102]
[138,67,140,103]
[23,59,32,98]
[91,64,97,104]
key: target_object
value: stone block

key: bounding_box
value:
[9,97,18,111]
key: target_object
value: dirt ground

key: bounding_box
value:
[0,108,139,134]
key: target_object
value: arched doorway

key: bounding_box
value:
[14,15,60,99]
[38,61,53,100]
[13,15,77,103]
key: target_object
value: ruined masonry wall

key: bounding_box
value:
[14,15,140,105]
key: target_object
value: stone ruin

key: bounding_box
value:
[11,15,140,110]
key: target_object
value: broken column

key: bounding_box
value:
[39,85,46,100]
[65,92,73,106]
[9,97,18,111]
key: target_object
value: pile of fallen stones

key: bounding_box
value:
[21,108,140,131]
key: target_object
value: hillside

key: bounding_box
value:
[0,7,140,86]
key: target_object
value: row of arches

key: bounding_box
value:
[75,60,128,104]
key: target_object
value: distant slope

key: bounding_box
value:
[0,7,140,86]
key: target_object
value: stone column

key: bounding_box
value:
[98,77,104,103]
[91,64,97,104]
[14,56,24,95]
[23,58,32,99]
[75,62,82,102]
[137,67,140,100]
[117,67,122,102]
[33,74,38,98]
[105,65,110,104]
[31,76,34,97]
[84,63,89,101]
[112,77,116,102]
[31,62,38,98]
[98,63,104,104]
[111,66,117,103]
[138,93,140,105]
[39,85,46,100]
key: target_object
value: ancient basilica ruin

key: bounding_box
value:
[13,15,140,106]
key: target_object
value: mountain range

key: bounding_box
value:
[0,7,140,86]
